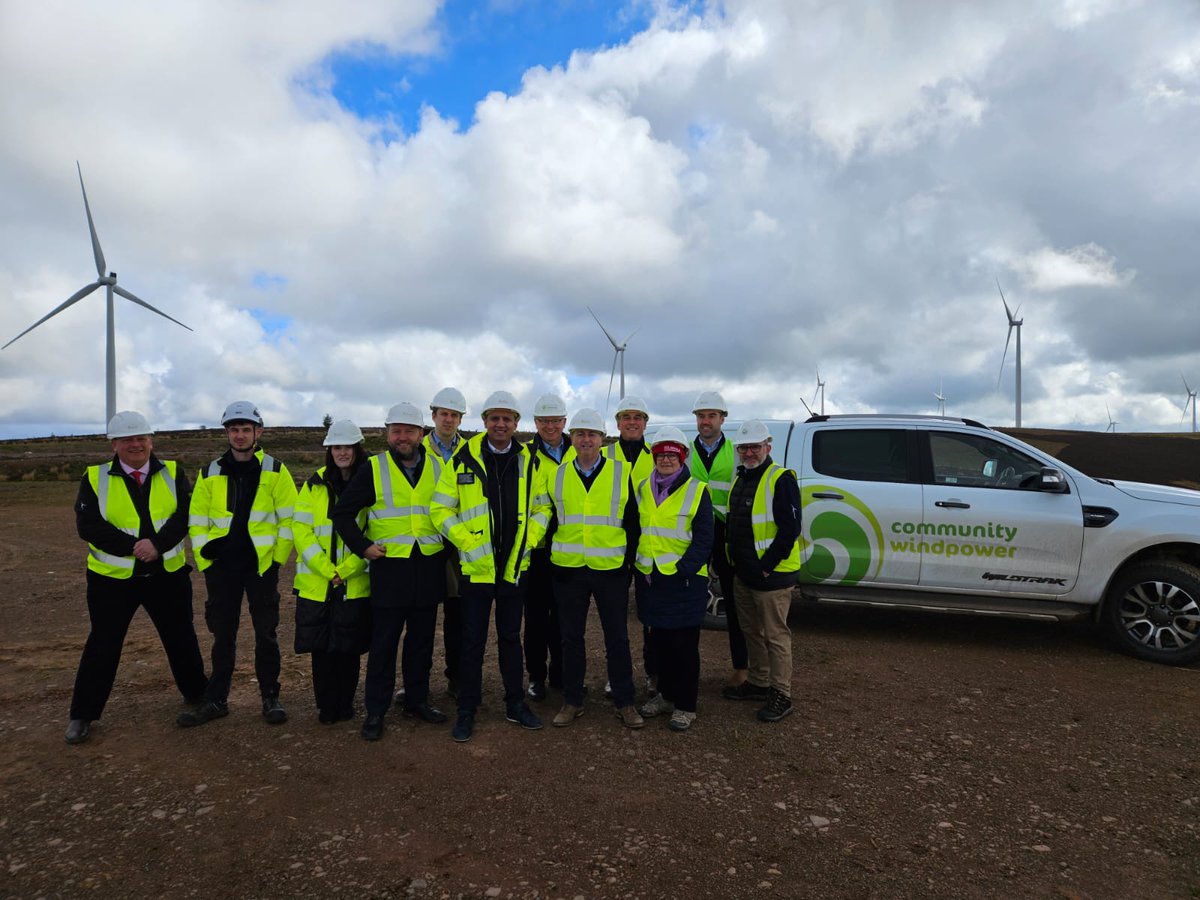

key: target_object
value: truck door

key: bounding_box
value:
[919,430,1083,594]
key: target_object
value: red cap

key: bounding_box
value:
[652,440,688,460]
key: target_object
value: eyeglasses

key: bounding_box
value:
[735,442,767,454]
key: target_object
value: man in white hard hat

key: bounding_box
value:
[65,411,208,744]
[547,408,644,729]
[424,386,468,699]
[523,392,573,701]
[180,401,297,728]
[333,402,447,741]
[690,390,748,692]
[430,390,551,742]
[725,419,801,723]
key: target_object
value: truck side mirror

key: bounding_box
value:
[1038,467,1070,494]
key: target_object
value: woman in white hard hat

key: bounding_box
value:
[292,419,371,723]
[632,426,714,731]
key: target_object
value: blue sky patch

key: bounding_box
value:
[251,271,288,291]
[249,308,293,339]
[328,0,652,134]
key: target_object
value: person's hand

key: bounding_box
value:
[331,574,344,586]
[364,543,386,561]
[132,539,160,562]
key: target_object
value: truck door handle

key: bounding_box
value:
[935,500,970,509]
[812,492,844,500]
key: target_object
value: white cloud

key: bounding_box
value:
[1015,243,1136,291]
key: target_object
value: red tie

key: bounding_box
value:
[132,471,143,486]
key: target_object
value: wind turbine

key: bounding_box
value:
[812,367,826,415]
[1182,377,1197,433]
[3,163,192,425]
[996,280,1023,427]
[1105,403,1117,433]
[934,379,946,416]
[587,306,636,411]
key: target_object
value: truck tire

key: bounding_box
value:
[1103,560,1200,666]
[702,572,728,631]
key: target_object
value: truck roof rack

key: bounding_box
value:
[803,413,988,429]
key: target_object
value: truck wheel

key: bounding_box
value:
[1103,561,1200,666]
[702,572,728,631]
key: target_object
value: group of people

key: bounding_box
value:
[63,390,801,745]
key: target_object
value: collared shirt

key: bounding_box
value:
[487,440,513,454]
[574,455,603,479]
[697,434,723,455]
[118,460,151,480]
[541,440,565,463]
[429,432,460,462]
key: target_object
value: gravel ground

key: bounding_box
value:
[2,491,1199,899]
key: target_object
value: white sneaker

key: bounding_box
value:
[668,709,696,732]
[639,693,674,718]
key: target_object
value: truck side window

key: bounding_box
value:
[812,429,910,482]
[929,432,1042,489]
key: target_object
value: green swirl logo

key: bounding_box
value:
[799,484,884,585]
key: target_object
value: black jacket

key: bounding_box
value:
[725,457,800,590]
[634,466,714,629]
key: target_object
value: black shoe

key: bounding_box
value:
[756,688,794,723]
[361,713,385,741]
[722,681,770,702]
[318,709,338,725]
[526,680,547,702]
[337,706,356,722]
[505,702,543,731]
[177,700,228,727]
[393,687,407,705]
[402,702,448,724]
[262,697,288,725]
[451,712,475,743]
[64,719,91,744]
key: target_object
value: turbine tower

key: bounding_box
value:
[934,379,946,417]
[3,163,192,425]
[996,280,1023,427]
[812,366,826,415]
[1105,403,1117,433]
[1182,377,1197,433]
[588,306,636,411]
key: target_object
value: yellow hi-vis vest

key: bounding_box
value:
[738,463,801,573]
[549,458,629,570]
[430,434,550,585]
[364,450,443,558]
[189,449,297,575]
[86,460,186,578]
[634,474,709,576]
[692,436,735,520]
[423,431,461,465]
[292,467,369,601]
[603,441,653,487]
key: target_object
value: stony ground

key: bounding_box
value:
[2,483,1199,899]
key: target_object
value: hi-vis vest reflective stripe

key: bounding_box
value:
[188,450,296,575]
[693,437,735,520]
[744,463,801,573]
[365,451,443,557]
[634,475,709,576]
[603,441,653,486]
[86,461,185,578]
[550,458,628,570]
[430,435,548,584]
[292,467,369,601]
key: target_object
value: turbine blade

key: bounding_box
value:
[622,328,638,347]
[588,306,621,350]
[2,281,102,349]
[996,278,1016,323]
[997,323,1014,388]
[606,352,618,411]
[1183,375,1192,395]
[77,162,107,278]
[113,285,193,331]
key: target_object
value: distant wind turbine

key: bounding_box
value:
[3,163,192,425]
[996,280,1023,428]
[1182,377,1197,433]
[934,379,946,417]
[588,306,636,411]
[1105,403,1117,433]
[812,367,826,415]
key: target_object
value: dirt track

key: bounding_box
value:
[2,484,1199,899]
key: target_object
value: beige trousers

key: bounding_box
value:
[732,578,793,697]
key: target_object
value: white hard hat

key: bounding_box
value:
[733,419,772,446]
[323,419,364,446]
[221,400,263,427]
[385,402,424,428]
[107,410,153,439]
[614,396,650,418]
[692,390,728,415]
[429,386,467,415]
[651,425,689,447]
[481,390,522,419]
[533,393,567,418]
[567,408,606,434]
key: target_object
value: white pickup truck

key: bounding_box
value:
[677,414,1200,666]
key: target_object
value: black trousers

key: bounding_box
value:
[70,568,207,721]
[554,567,635,708]
[310,650,361,717]
[522,553,562,687]
[713,526,747,670]
[439,551,462,683]
[457,580,525,714]
[651,625,701,713]
[202,563,281,703]
[364,604,437,715]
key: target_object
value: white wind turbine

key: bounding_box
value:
[3,163,192,425]
[1181,377,1197,433]
[1105,403,1117,433]
[996,280,1023,427]
[934,379,946,416]
[812,366,826,415]
[588,306,636,411]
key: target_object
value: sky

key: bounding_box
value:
[1,0,1199,439]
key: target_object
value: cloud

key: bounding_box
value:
[1015,243,1136,291]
